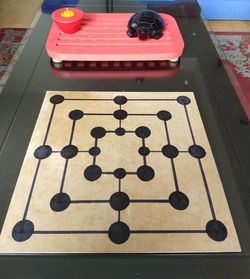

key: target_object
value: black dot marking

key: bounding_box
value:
[114,96,127,105]
[189,145,206,159]
[50,193,71,212]
[157,110,172,121]
[114,168,126,179]
[169,191,189,210]
[34,145,52,159]
[89,147,101,156]
[206,220,228,241]
[12,220,34,242]
[115,127,126,136]
[137,165,155,181]
[113,109,128,120]
[138,146,150,156]
[84,165,102,181]
[108,222,130,244]
[110,192,130,211]
[50,95,64,104]
[135,126,151,138]
[91,127,106,139]
[68,110,84,120]
[61,145,78,159]
[162,145,179,158]
[177,96,191,105]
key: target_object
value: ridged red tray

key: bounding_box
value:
[46,13,184,62]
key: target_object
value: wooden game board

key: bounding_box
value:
[0,91,241,253]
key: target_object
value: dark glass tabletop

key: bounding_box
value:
[0,1,250,278]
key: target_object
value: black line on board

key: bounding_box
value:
[93,138,98,165]
[184,105,216,220]
[52,150,88,153]
[64,99,113,101]
[184,105,196,144]
[84,113,113,116]
[22,160,41,220]
[33,229,206,235]
[43,104,56,145]
[118,179,121,192]
[142,138,147,165]
[130,199,169,203]
[126,99,177,101]
[60,159,69,193]
[69,199,171,204]
[198,159,216,220]
[71,200,109,204]
[102,172,114,175]
[164,120,171,144]
[164,120,179,192]
[170,159,179,192]
[63,98,177,102]
[128,113,157,116]
[118,211,121,222]
[69,120,76,145]
[131,230,206,234]
[33,230,108,234]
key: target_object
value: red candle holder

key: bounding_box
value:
[52,8,84,34]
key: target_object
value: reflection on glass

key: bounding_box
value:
[41,0,79,14]
[50,59,180,80]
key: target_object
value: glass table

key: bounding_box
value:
[0,0,250,278]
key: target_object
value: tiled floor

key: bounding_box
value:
[205,20,250,32]
[0,0,42,28]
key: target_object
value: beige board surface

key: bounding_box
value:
[0,91,241,253]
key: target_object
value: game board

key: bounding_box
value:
[0,91,241,253]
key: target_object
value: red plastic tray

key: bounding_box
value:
[46,13,184,62]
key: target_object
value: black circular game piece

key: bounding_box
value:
[113,109,128,120]
[68,109,84,120]
[110,192,130,211]
[89,147,101,156]
[84,165,102,181]
[188,145,206,159]
[162,144,179,158]
[114,168,126,179]
[137,165,155,181]
[60,145,78,159]
[50,192,71,212]
[138,146,150,156]
[169,191,189,210]
[34,145,52,159]
[12,220,34,242]
[127,10,164,40]
[206,220,228,241]
[50,95,64,104]
[177,96,191,105]
[157,110,172,121]
[115,127,126,136]
[114,96,127,105]
[135,126,151,138]
[90,127,106,139]
[108,222,130,244]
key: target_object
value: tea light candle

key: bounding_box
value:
[60,8,75,18]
